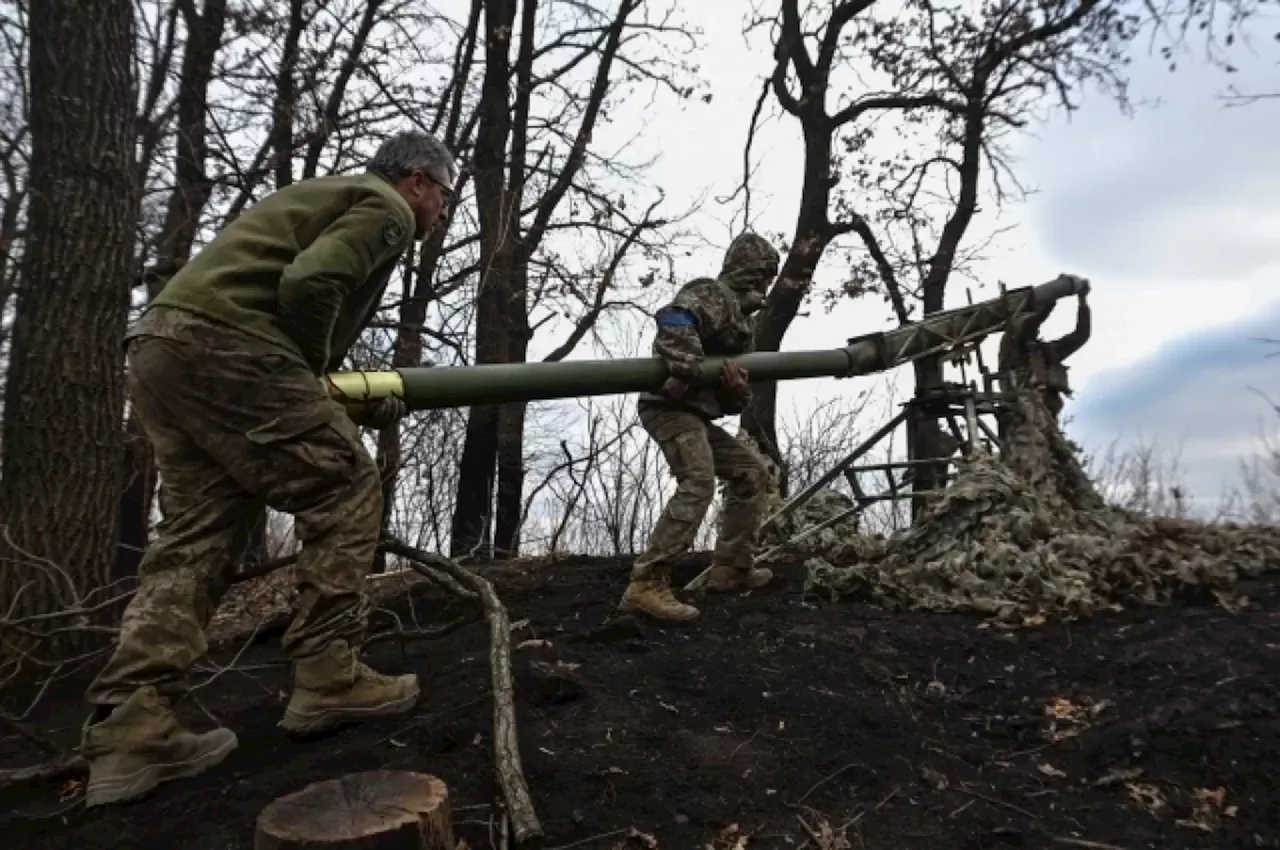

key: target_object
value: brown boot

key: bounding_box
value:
[280,639,420,737]
[705,563,774,592]
[618,566,700,621]
[80,686,238,807]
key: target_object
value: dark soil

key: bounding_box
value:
[4,557,1280,849]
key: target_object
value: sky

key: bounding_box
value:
[525,0,1280,513]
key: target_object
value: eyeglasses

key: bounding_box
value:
[421,171,455,205]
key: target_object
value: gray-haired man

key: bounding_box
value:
[80,132,458,806]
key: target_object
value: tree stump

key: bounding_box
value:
[254,771,454,850]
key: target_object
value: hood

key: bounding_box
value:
[718,232,780,293]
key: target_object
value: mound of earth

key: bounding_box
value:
[4,556,1279,849]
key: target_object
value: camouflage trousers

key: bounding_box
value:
[631,404,768,581]
[87,310,382,706]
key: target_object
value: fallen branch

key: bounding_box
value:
[0,706,60,755]
[543,828,630,849]
[0,536,534,840]
[1045,835,1126,850]
[0,683,90,793]
[378,545,478,602]
[0,752,86,793]
[381,536,543,844]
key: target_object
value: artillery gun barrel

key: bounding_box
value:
[328,274,1087,410]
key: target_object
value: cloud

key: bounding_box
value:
[566,6,1280,515]
[1069,299,1280,503]
[1022,26,1280,282]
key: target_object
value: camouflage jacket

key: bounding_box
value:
[138,172,414,375]
[638,277,756,420]
[998,299,1092,395]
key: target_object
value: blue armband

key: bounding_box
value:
[655,306,698,329]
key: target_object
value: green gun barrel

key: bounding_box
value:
[328,274,1087,410]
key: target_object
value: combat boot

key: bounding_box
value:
[705,563,774,592]
[618,566,700,621]
[80,686,238,807]
[279,639,420,737]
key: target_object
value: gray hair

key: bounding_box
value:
[367,131,458,185]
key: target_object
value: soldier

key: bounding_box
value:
[79,132,459,806]
[617,233,780,622]
[998,281,1092,420]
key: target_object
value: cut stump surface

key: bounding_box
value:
[254,770,453,850]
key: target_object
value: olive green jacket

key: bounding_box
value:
[144,172,414,374]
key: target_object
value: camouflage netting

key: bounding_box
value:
[746,391,1280,621]
[760,486,885,563]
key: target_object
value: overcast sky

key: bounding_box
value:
[523,1,1279,512]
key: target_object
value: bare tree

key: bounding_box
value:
[118,0,230,581]
[449,0,694,559]
[0,2,30,400]
[0,0,139,635]
[734,0,1119,499]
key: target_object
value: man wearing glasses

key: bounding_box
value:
[80,132,458,806]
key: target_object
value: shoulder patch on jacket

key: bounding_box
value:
[382,215,406,248]
[655,305,698,328]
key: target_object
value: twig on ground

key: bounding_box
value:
[0,752,87,793]
[363,612,481,649]
[192,621,263,690]
[844,786,900,828]
[381,536,542,843]
[0,706,60,755]
[794,761,863,805]
[795,810,851,850]
[1045,835,1126,850]
[958,786,1038,820]
[542,829,630,849]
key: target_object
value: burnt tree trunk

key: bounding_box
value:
[373,254,417,574]
[489,0,537,560]
[117,0,229,581]
[491,273,527,558]
[270,0,305,190]
[741,122,838,495]
[450,0,518,559]
[0,0,139,629]
[907,99,985,521]
[453,0,634,557]
[373,242,439,572]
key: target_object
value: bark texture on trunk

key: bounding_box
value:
[1,0,139,631]
[450,0,518,559]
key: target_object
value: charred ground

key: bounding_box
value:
[4,556,1279,850]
